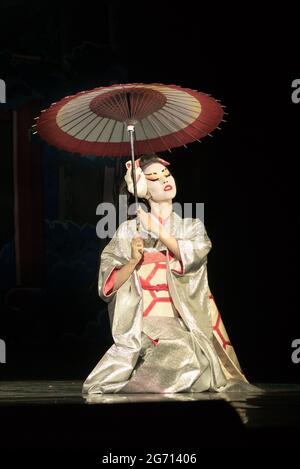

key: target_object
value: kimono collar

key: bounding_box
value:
[151,212,171,225]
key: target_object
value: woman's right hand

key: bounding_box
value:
[130,236,144,264]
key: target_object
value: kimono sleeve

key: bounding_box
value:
[98,223,131,302]
[173,218,212,276]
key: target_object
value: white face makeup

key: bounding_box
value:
[143,162,177,202]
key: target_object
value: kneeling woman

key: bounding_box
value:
[83,154,250,394]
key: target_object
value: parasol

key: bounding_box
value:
[34,83,225,225]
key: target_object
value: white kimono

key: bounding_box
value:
[82,211,250,394]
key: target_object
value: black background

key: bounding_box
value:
[0,0,299,383]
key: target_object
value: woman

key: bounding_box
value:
[82,153,251,394]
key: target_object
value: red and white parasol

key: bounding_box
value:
[35,83,225,157]
[34,82,225,224]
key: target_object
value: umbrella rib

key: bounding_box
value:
[126,91,132,119]
[165,94,198,102]
[136,89,149,119]
[139,120,156,153]
[53,94,100,112]
[61,112,100,133]
[60,96,97,109]
[166,94,218,107]
[157,108,204,142]
[107,119,118,143]
[131,88,140,119]
[165,103,201,118]
[162,107,215,138]
[59,110,94,128]
[110,93,128,121]
[129,90,137,119]
[96,118,111,142]
[37,106,92,126]
[131,86,144,119]
[120,84,131,120]
[135,87,154,121]
[153,110,189,147]
[163,106,212,130]
[60,106,91,118]
[164,94,199,101]
[56,103,91,117]
[163,90,204,98]
[166,100,201,112]
[146,115,172,151]
[165,104,221,128]
[70,116,105,141]
[160,107,192,126]
[167,98,221,115]
[72,116,105,139]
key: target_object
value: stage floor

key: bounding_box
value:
[0,381,300,449]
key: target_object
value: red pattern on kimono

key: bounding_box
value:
[103,249,183,346]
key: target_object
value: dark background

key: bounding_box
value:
[0,0,299,383]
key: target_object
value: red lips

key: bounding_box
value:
[164,184,172,191]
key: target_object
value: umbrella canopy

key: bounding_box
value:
[35,83,225,157]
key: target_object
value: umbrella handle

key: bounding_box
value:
[127,124,141,232]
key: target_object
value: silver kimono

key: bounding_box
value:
[82,212,249,394]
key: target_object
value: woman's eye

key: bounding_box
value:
[145,169,170,181]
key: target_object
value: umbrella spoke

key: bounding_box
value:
[155,109,205,142]
[110,93,129,121]
[75,116,106,140]
[135,89,150,120]
[166,103,221,125]
[58,110,94,129]
[95,118,111,142]
[165,101,200,115]
[153,110,189,146]
[98,121,117,158]
[61,113,100,134]
[139,120,156,153]
[161,107,196,126]
[162,106,213,132]
[131,89,140,119]
[109,121,126,143]
[146,115,173,151]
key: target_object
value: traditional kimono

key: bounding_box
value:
[82,211,249,394]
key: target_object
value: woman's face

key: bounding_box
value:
[143,162,176,202]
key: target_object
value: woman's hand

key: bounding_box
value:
[130,236,144,264]
[136,206,181,261]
